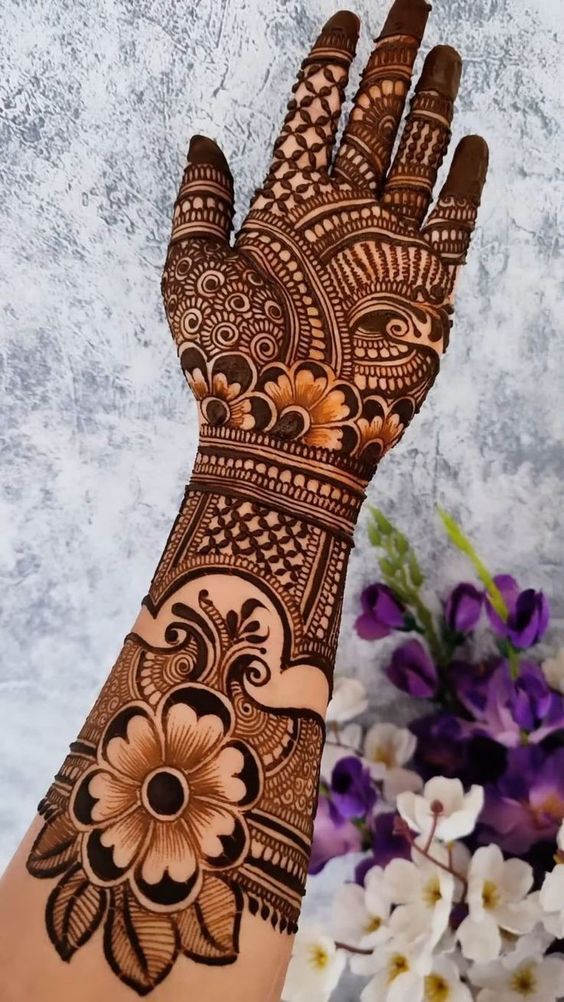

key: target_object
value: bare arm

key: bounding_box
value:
[0,2,488,999]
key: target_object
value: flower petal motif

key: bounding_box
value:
[261,360,361,452]
[68,684,262,912]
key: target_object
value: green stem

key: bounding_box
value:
[437,507,509,621]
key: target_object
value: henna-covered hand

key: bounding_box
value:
[23,3,488,996]
[163,0,488,481]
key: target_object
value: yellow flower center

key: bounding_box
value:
[308,945,329,971]
[424,974,451,1002]
[365,916,382,933]
[371,744,394,768]
[511,964,537,997]
[387,953,409,983]
[423,875,442,906]
[482,879,500,910]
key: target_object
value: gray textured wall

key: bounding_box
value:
[1,0,563,926]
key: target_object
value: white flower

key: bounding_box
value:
[321,722,362,780]
[363,722,422,800]
[541,648,564,694]
[382,844,454,962]
[457,845,538,962]
[282,925,346,1002]
[397,777,484,842]
[326,677,368,723]
[357,949,472,1002]
[469,950,564,1002]
[557,819,564,852]
[331,867,392,949]
[353,942,427,1001]
[539,864,564,938]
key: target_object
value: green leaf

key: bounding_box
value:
[367,523,382,547]
[393,532,409,556]
[368,506,393,536]
[408,552,425,588]
[380,557,398,577]
[437,507,508,621]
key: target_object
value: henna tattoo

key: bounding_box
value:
[26,0,488,993]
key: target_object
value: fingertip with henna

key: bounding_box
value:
[322,10,361,36]
[380,0,431,42]
[444,135,489,202]
[187,135,232,177]
[416,44,462,99]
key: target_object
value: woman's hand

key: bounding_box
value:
[162,0,488,481]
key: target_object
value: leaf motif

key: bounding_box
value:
[104,885,179,995]
[46,863,107,960]
[27,813,79,878]
[176,874,242,964]
[225,609,238,638]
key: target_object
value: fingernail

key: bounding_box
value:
[380,0,432,43]
[322,10,361,35]
[416,45,462,100]
[445,135,489,201]
[188,135,231,175]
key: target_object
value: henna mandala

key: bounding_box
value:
[27,0,488,994]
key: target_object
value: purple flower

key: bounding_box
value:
[466,661,564,746]
[356,583,407,640]
[479,745,564,854]
[330,756,377,820]
[410,712,470,779]
[510,662,564,739]
[487,574,550,649]
[354,811,411,884]
[386,639,438,698]
[450,657,506,717]
[445,582,484,633]
[410,711,506,787]
[309,795,362,875]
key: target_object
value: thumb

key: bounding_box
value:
[170,134,234,244]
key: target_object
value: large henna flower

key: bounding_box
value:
[70,684,262,911]
[261,360,361,451]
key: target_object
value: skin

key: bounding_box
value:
[0,2,488,1000]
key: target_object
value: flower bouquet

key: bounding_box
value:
[282,508,564,1002]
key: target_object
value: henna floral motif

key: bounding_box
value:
[27,0,488,994]
[70,685,262,910]
[29,584,324,993]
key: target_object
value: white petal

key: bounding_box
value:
[499,856,533,902]
[458,914,501,962]
[384,767,423,801]
[540,865,564,913]
[326,678,368,724]
[382,858,419,904]
[331,883,370,945]
[364,866,391,920]
[424,776,465,813]
[495,897,539,935]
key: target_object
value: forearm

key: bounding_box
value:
[0,433,365,1001]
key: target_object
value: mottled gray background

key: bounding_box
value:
[1,1,563,990]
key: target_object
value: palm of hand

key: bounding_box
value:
[162,2,487,477]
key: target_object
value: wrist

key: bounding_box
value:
[191,425,369,544]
